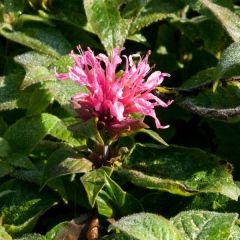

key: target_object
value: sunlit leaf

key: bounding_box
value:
[121,144,240,200]
[0,180,57,237]
[109,212,183,240]
[96,174,143,218]
[81,167,112,207]
[4,113,81,154]
[172,210,238,240]
[83,0,131,54]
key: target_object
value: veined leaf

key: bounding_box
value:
[81,167,112,207]
[14,51,55,89]
[4,113,81,154]
[121,144,240,200]
[42,148,92,188]
[109,212,183,240]
[171,210,238,240]
[15,233,46,240]
[0,180,57,237]
[0,25,71,58]
[96,174,143,218]
[0,74,24,110]
[83,0,131,54]
[179,83,240,120]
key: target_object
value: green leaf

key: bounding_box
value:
[109,212,183,240]
[44,79,87,114]
[181,68,216,89]
[0,74,24,110]
[4,113,81,154]
[179,83,240,120]
[215,42,240,80]
[181,42,240,91]
[229,225,240,240]
[96,174,143,218]
[0,117,8,136]
[4,0,25,13]
[175,17,225,55]
[26,87,53,116]
[69,118,104,144]
[121,144,240,200]
[83,0,131,54]
[14,233,46,240]
[14,51,55,89]
[0,137,10,157]
[123,0,184,34]
[0,225,12,240]
[7,153,35,169]
[171,210,238,240]
[206,120,240,175]
[0,180,57,237]
[45,215,91,240]
[15,233,46,240]
[138,129,168,145]
[0,160,13,178]
[42,148,93,188]
[101,233,135,240]
[189,0,240,42]
[81,167,112,207]
[0,25,71,58]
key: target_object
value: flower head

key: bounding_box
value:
[57,46,172,133]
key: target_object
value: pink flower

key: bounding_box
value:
[56,46,172,132]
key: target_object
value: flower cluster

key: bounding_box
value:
[57,47,172,133]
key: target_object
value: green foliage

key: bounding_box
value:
[83,0,131,54]
[122,144,240,200]
[0,0,240,239]
[172,210,239,240]
[108,212,183,239]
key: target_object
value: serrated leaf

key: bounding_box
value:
[171,210,238,240]
[83,0,130,54]
[189,0,240,42]
[121,144,240,200]
[96,174,143,218]
[0,180,57,237]
[0,25,71,58]
[109,212,183,240]
[4,113,81,154]
[81,167,112,207]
